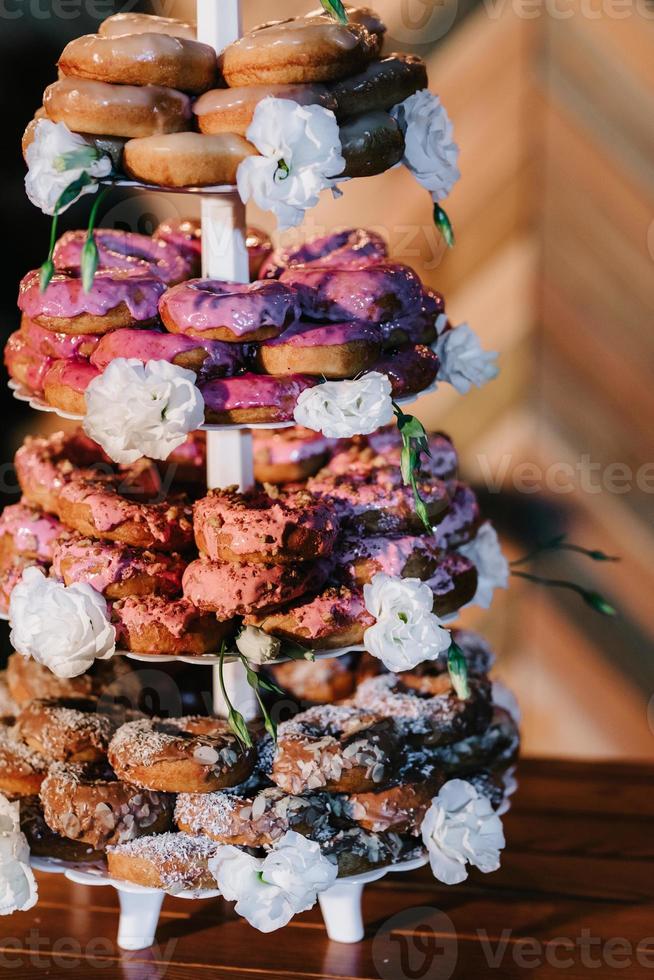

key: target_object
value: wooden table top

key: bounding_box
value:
[5,758,653,979]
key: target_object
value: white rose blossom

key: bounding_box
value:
[237,98,345,230]
[0,796,37,916]
[9,566,116,679]
[209,831,336,933]
[421,779,506,885]
[25,119,112,216]
[435,324,499,394]
[391,90,460,201]
[84,358,205,464]
[459,522,509,609]
[363,573,451,672]
[294,372,394,438]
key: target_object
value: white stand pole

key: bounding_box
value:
[116,889,165,951]
[318,882,366,944]
[201,193,249,284]
[197,0,241,50]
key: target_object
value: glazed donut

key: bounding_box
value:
[99,12,197,41]
[175,785,331,847]
[372,345,439,398]
[433,482,481,549]
[42,359,100,416]
[200,372,317,425]
[280,263,424,323]
[255,319,382,378]
[58,33,216,94]
[123,132,255,188]
[19,795,104,863]
[341,775,441,835]
[260,6,387,56]
[259,227,388,279]
[52,534,185,599]
[0,500,65,563]
[19,316,99,360]
[307,467,451,534]
[107,832,219,892]
[4,332,53,396]
[353,673,493,746]
[331,53,428,119]
[108,717,254,793]
[160,278,298,342]
[182,556,329,620]
[333,533,449,584]
[112,595,233,656]
[272,704,396,794]
[57,476,193,551]
[379,289,443,349]
[245,585,373,651]
[22,109,126,168]
[90,328,244,379]
[153,217,201,264]
[53,229,195,285]
[18,269,165,335]
[6,652,141,709]
[339,110,404,178]
[252,427,332,484]
[0,729,47,796]
[16,698,117,763]
[15,429,113,515]
[0,672,19,724]
[219,18,377,87]
[40,762,173,849]
[43,77,192,139]
[193,487,339,564]
[194,83,337,136]
[429,707,520,775]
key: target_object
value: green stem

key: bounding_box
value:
[218,643,253,749]
[512,571,617,616]
[511,536,619,567]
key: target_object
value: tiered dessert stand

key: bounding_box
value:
[13,0,440,949]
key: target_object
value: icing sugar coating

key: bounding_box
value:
[200,372,316,416]
[51,534,185,597]
[160,279,299,337]
[253,427,333,466]
[263,318,382,349]
[0,500,65,561]
[432,482,481,549]
[53,229,194,285]
[20,317,99,359]
[260,227,387,279]
[4,332,52,395]
[90,328,244,377]
[19,269,165,322]
[280,263,424,323]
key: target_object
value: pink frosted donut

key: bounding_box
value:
[14,429,113,514]
[200,372,317,424]
[253,427,332,484]
[245,585,374,650]
[53,229,195,285]
[365,427,458,482]
[0,556,48,615]
[20,316,99,359]
[4,332,53,396]
[18,269,165,335]
[159,278,299,342]
[255,319,382,378]
[159,432,206,487]
[0,500,65,562]
[280,263,424,323]
[182,556,329,620]
[51,534,185,599]
[153,220,272,280]
[112,595,233,656]
[372,345,439,398]
[433,482,481,549]
[90,328,244,379]
[259,228,388,279]
[42,359,100,416]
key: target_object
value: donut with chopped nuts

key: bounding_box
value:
[108,717,254,793]
[19,794,104,862]
[252,427,331,484]
[112,595,233,656]
[107,832,220,892]
[39,762,173,850]
[0,728,48,796]
[15,698,117,763]
[271,704,397,795]
[317,825,402,876]
[52,534,186,599]
[175,785,331,847]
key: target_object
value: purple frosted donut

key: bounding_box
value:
[90,328,244,379]
[433,483,481,549]
[280,263,424,323]
[326,431,457,484]
[379,289,444,349]
[153,217,201,263]
[259,228,388,279]
[201,372,316,424]
[159,279,299,342]
[255,319,382,378]
[371,345,439,398]
[53,229,195,285]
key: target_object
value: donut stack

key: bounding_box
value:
[25,7,428,189]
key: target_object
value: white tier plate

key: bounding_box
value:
[118,643,365,667]
[99,177,237,196]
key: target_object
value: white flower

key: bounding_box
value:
[294,372,393,438]
[209,831,336,933]
[235,626,282,665]
[459,523,509,609]
[421,779,505,885]
[237,98,345,230]
[0,795,38,915]
[363,573,451,672]
[9,566,116,679]
[25,119,112,216]
[391,90,460,200]
[84,358,205,464]
[435,324,499,394]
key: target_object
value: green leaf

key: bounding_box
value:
[448,640,470,700]
[319,0,348,23]
[583,591,618,617]
[81,234,99,293]
[434,203,455,248]
[54,147,101,173]
[56,172,94,212]
[512,571,619,618]
[39,258,55,293]
[228,708,253,748]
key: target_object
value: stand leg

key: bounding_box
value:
[201,193,249,283]
[206,427,254,492]
[116,889,164,951]
[213,658,259,722]
[318,882,366,944]
[197,0,241,50]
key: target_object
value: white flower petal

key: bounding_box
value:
[293,373,393,438]
[458,523,509,609]
[24,119,111,216]
[391,90,460,200]
[363,573,452,672]
[435,324,499,394]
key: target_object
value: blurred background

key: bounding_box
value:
[0,0,652,759]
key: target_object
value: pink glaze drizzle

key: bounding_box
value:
[43,358,99,394]
[53,229,194,284]
[0,500,65,560]
[20,318,99,359]
[263,319,381,348]
[19,269,165,322]
[90,328,244,377]
[280,264,424,323]
[160,279,299,337]
[51,535,184,595]
[200,373,316,414]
